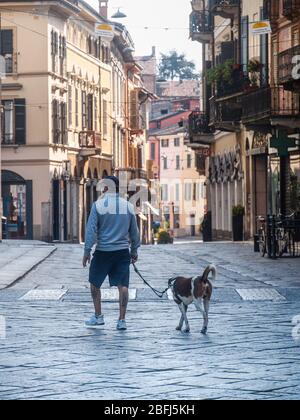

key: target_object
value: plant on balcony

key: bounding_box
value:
[206,59,248,96]
[247,59,264,87]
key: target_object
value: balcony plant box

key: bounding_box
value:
[232,205,245,242]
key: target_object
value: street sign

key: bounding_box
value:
[251,21,272,36]
[270,130,297,157]
[95,23,114,41]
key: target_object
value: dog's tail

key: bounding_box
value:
[202,264,217,283]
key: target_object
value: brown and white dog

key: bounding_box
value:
[169,264,217,335]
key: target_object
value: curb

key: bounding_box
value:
[2,247,57,290]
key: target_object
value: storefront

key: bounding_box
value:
[1,170,33,239]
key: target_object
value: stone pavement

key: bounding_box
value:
[0,241,56,290]
[1,241,300,400]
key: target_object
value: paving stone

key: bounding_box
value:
[236,288,285,302]
[0,241,300,400]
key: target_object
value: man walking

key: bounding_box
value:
[83,176,140,331]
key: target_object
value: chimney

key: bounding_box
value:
[99,0,108,19]
[152,46,156,57]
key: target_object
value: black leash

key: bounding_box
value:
[132,263,174,299]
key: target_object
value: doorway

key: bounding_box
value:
[253,154,268,230]
[1,170,33,239]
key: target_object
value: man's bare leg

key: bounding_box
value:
[90,284,102,316]
[118,286,129,320]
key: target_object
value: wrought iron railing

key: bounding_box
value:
[282,0,300,20]
[241,86,300,123]
[79,131,101,149]
[278,45,300,86]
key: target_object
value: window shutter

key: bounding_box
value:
[260,7,269,87]
[82,91,87,129]
[130,89,139,130]
[14,99,26,145]
[1,29,13,55]
[241,16,249,74]
[87,94,93,130]
[61,102,67,144]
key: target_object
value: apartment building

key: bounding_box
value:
[0,0,152,242]
[188,0,300,241]
[158,126,206,238]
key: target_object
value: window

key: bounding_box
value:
[174,138,180,147]
[176,155,180,170]
[150,143,156,160]
[82,91,87,129]
[161,109,168,115]
[193,183,197,201]
[161,185,169,202]
[51,30,58,73]
[103,100,108,137]
[185,183,192,201]
[175,183,180,202]
[75,88,79,127]
[1,29,14,73]
[241,16,249,74]
[1,99,26,145]
[52,100,59,144]
[68,85,72,126]
[187,154,192,169]
[87,94,93,131]
[163,157,168,170]
[94,96,98,132]
[61,102,67,144]
[52,100,66,144]
[161,139,169,148]
[59,36,66,76]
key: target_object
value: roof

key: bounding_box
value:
[150,110,189,123]
[149,124,187,137]
[156,80,200,98]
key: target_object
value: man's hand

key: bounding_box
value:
[82,255,91,268]
[131,254,138,264]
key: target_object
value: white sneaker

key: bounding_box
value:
[117,320,127,331]
[85,314,105,329]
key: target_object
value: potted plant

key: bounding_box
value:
[247,59,264,88]
[157,229,174,245]
[232,205,245,242]
[206,59,248,96]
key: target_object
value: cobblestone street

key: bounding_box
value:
[1,241,300,400]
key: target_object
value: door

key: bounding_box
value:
[53,179,60,241]
[254,155,268,230]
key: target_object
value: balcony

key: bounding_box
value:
[241,86,300,130]
[209,96,242,132]
[79,131,101,157]
[263,0,280,28]
[278,45,300,92]
[187,111,215,147]
[282,0,300,20]
[189,11,213,43]
[211,0,240,19]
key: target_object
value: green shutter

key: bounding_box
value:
[1,29,13,55]
[14,99,26,145]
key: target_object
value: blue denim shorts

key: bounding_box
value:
[89,249,131,288]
